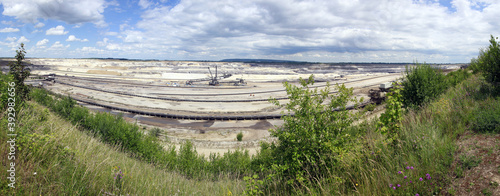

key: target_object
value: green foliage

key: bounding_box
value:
[243,174,263,196]
[236,132,243,141]
[454,166,464,178]
[378,83,404,138]
[0,73,14,109]
[149,127,162,138]
[460,155,482,170]
[177,140,206,177]
[364,103,376,112]
[401,63,447,108]
[471,35,500,84]
[29,88,254,180]
[470,98,500,133]
[209,149,252,178]
[265,75,360,185]
[29,88,163,163]
[8,43,30,101]
[445,69,472,87]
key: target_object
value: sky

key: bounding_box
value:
[0,0,498,63]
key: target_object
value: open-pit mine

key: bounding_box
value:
[2,58,462,156]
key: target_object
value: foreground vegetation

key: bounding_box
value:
[1,36,499,195]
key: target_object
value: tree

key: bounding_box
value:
[471,35,500,84]
[9,43,30,101]
[266,75,360,185]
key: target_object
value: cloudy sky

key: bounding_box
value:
[0,0,498,63]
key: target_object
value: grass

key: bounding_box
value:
[0,101,245,195]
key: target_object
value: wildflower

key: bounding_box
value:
[406,166,410,170]
[389,184,393,188]
[404,176,407,179]
[426,173,431,180]
[410,180,412,183]
[416,194,419,196]
[398,171,403,174]
[397,184,401,187]
[419,177,423,181]
[356,183,358,186]
[393,187,396,190]
[410,166,414,170]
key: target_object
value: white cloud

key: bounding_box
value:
[2,0,499,62]
[1,21,14,25]
[17,36,29,43]
[5,37,16,42]
[36,39,49,47]
[34,22,45,28]
[96,38,109,47]
[138,0,152,9]
[0,0,110,27]
[46,25,68,35]
[49,41,69,50]
[0,27,20,33]
[66,35,88,42]
[79,46,105,53]
[104,31,118,36]
[109,0,497,62]
[123,30,143,43]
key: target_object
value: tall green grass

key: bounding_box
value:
[29,87,253,179]
[0,101,245,195]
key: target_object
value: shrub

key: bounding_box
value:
[149,127,162,138]
[264,75,360,185]
[470,35,500,84]
[459,155,482,170]
[445,69,471,87]
[400,63,447,108]
[208,148,252,177]
[0,73,14,109]
[378,83,404,139]
[364,103,376,112]
[470,98,500,133]
[236,132,243,141]
[177,140,206,177]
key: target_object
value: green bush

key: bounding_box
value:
[401,63,447,108]
[459,154,482,170]
[0,73,14,109]
[378,83,404,139]
[236,132,243,141]
[149,127,162,138]
[445,69,472,87]
[209,149,252,177]
[263,75,360,185]
[470,98,500,133]
[177,140,206,177]
[364,103,376,112]
[470,35,500,84]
